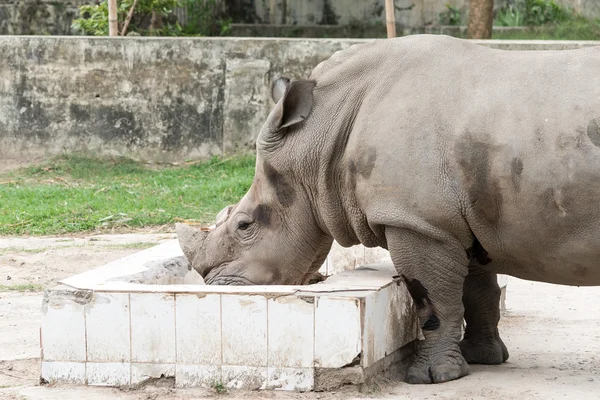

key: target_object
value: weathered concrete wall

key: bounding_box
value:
[1,36,600,163]
[3,0,600,36]
[561,0,600,18]
[252,0,600,27]
[0,37,360,162]
[254,0,600,26]
[0,0,86,35]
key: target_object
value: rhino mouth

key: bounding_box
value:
[206,275,256,286]
[204,263,257,286]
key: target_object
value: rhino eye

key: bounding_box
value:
[237,221,251,231]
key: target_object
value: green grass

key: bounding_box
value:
[0,283,44,292]
[0,155,256,236]
[492,18,600,40]
[0,242,158,255]
[102,242,161,250]
[213,382,227,394]
[0,247,47,254]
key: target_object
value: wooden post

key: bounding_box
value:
[269,0,276,24]
[108,0,118,36]
[281,0,287,24]
[384,0,396,38]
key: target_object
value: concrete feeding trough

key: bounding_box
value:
[39,240,425,391]
[39,239,508,391]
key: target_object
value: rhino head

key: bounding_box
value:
[177,77,334,285]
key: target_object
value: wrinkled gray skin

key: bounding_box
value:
[177,35,600,384]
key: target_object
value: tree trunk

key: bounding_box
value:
[467,0,494,39]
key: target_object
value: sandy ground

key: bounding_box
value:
[1,233,600,399]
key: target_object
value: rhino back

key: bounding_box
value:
[309,35,600,284]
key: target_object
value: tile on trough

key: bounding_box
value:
[176,293,221,365]
[88,281,301,295]
[41,361,85,384]
[130,293,176,363]
[267,367,314,391]
[222,295,267,367]
[362,280,422,367]
[385,281,423,353]
[87,362,131,386]
[131,363,175,385]
[175,365,222,388]
[362,286,390,367]
[267,295,314,368]
[41,286,89,362]
[314,297,362,368]
[60,240,183,289]
[85,292,130,363]
[322,263,396,288]
[222,365,268,390]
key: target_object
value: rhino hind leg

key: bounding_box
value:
[387,227,470,384]
[459,258,509,365]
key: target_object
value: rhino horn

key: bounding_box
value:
[176,223,209,265]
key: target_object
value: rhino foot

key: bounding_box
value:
[406,349,470,384]
[459,336,509,365]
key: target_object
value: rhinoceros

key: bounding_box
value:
[176,35,600,384]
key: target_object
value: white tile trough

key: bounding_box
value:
[39,240,508,391]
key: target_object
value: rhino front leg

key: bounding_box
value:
[459,260,509,364]
[386,227,470,384]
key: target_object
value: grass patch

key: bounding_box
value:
[0,242,158,255]
[101,242,160,250]
[0,247,47,255]
[213,382,227,394]
[0,283,44,292]
[492,0,600,40]
[0,154,256,236]
[493,17,600,40]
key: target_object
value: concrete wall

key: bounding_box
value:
[256,0,473,27]
[561,0,600,18]
[3,0,600,36]
[0,0,85,35]
[0,36,359,162]
[256,0,600,27]
[1,36,600,163]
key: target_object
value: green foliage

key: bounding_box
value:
[213,382,227,394]
[0,155,256,235]
[493,16,600,40]
[495,0,571,27]
[439,4,462,26]
[180,0,231,36]
[523,0,570,26]
[72,0,181,36]
[72,1,114,36]
[495,4,524,27]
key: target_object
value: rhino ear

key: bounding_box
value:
[176,223,208,265]
[271,77,290,104]
[270,79,316,129]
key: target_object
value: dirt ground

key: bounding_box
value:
[1,233,600,399]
